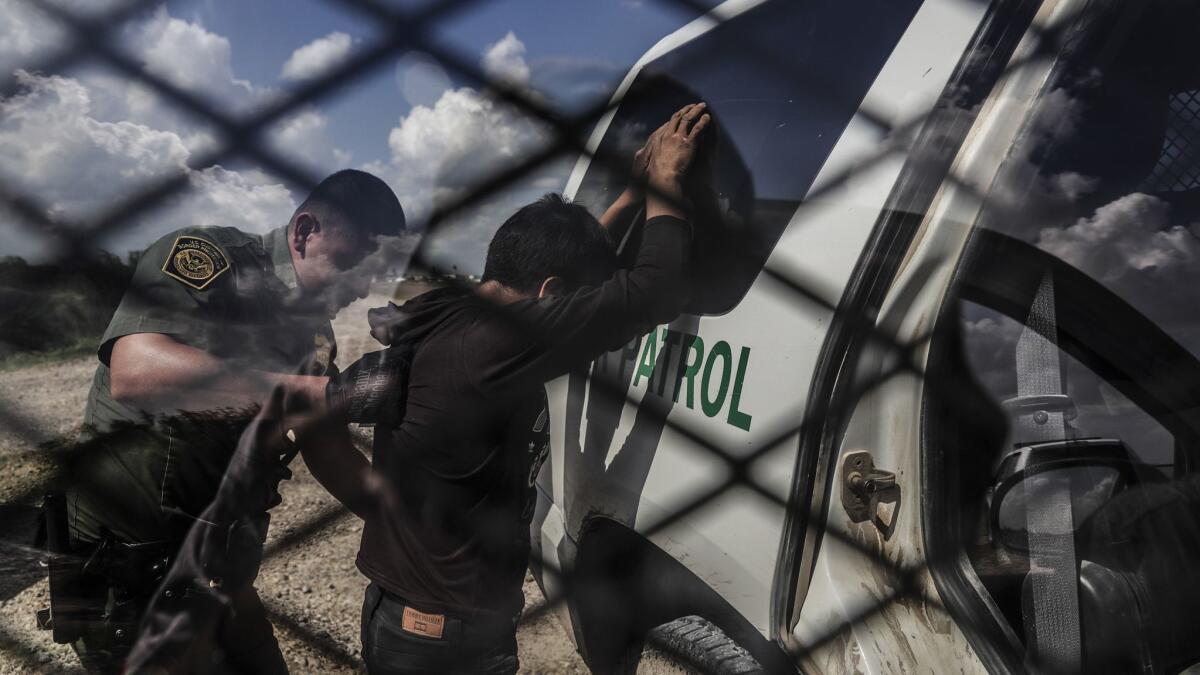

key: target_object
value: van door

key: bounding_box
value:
[923,0,1200,671]
[537,0,993,641]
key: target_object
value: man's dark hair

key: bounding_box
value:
[482,194,617,294]
[299,169,406,237]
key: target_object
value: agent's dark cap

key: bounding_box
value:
[301,169,406,237]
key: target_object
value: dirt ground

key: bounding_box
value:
[0,284,693,674]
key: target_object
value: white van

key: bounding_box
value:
[531,0,1200,672]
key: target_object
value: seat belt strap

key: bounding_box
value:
[1014,272,1082,673]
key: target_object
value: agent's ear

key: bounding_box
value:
[292,212,320,258]
[537,276,566,299]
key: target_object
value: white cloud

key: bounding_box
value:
[119,13,351,169]
[1,6,277,151]
[31,10,276,160]
[4,4,349,162]
[134,9,263,107]
[281,31,355,82]
[363,87,553,226]
[0,0,129,76]
[0,8,363,260]
[968,83,1200,350]
[0,13,558,274]
[363,31,566,272]
[0,72,294,260]
[0,0,63,76]
[268,108,354,173]
[1037,193,1200,282]
[481,32,530,88]
[987,88,1098,228]
[0,72,190,217]
[1033,191,1200,352]
[962,310,1025,398]
[176,166,295,234]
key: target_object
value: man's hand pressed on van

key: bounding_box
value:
[646,102,710,220]
[600,102,711,236]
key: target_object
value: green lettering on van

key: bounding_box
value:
[672,334,704,409]
[701,341,732,418]
[727,346,753,432]
[623,329,752,431]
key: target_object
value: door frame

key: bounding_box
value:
[770,0,1047,651]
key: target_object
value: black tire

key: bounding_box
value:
[607,636,646,675]
[647,615,764,675]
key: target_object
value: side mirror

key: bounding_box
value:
[990,438,1137,552]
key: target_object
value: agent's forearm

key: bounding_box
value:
[109,332,326,415]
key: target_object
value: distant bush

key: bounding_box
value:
[0,252,133,363]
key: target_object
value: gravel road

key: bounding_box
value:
[0,285,693,674]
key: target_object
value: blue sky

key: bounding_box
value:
[0,0,718,268]
[164,0,715,173]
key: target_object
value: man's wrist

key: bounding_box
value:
[649,172,684,197]
[648,188,684,210]
[646,179,687,220]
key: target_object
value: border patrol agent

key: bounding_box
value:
[46,169,405,673]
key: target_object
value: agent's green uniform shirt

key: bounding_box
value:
[69,225,336,544]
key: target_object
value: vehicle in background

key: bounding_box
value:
[533,0,1200,672]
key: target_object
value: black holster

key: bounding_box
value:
[39,493,177,647]
[41,492,94,644]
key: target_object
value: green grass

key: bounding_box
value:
[0,337,97,373]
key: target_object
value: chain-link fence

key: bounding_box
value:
[4,0,1199,672]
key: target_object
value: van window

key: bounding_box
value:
[575,0,924,313]
[929,1,1200,671]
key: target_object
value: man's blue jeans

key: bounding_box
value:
[360,583,519,675]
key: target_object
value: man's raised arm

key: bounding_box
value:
[473,102,712,391]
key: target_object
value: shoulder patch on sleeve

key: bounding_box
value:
[161,234,230,290]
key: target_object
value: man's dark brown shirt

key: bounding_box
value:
[357,215,692,619]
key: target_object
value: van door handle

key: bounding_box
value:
[841,451,900,533]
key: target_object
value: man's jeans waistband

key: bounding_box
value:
[360,582,518,675]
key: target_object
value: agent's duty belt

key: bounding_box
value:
[38,492,183,644]
[78,536,180,595]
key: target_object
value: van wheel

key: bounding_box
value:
[649,615,764,674]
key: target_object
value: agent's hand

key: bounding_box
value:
[647,102,711,217]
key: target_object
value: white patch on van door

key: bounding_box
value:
[599,374,653,472]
